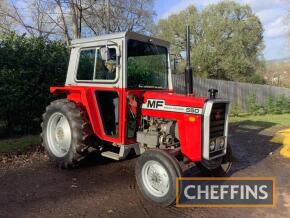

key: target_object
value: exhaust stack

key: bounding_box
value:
[185,25,193,95]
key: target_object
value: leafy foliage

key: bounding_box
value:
[154,6,198,55]
[0,33,68,136]
[246,93,261,115]
[273,95,290,114]
[266,96,276,114]
[155,1,265,83]
[230,103,241,117]
[246,93,290,116]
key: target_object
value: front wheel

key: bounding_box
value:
[135,150,182,206]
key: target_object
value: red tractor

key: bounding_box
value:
[41,28,232,206]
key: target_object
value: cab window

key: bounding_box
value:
[76,47,117,81]
[76,49,95,80]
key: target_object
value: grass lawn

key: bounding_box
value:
[230,113,290,128]
[0,135,40,153]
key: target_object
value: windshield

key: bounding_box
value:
[127,39,168,89]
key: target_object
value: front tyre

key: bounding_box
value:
[135,150,182,206]
[196,144,233,176]
[41,99,91,168]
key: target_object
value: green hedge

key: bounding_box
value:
[247,93,290,115]
[0,33,68,136]
[230,93,290,116]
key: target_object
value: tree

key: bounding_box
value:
[0,0,15,33]
[154,6,198,55]
[0,0,61,39]
[84,0,156,35]
[155,1,265,83]
[194,1,264,81]
[0,0,155,45]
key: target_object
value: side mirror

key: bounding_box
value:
[100,43,121,67]
[100,46,109,61]
[106,40,121,66]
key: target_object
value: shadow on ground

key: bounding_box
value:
[228,120,282,173]
[181,120,283,177]
[52,120,284,177]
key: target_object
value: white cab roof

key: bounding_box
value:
[71,31,170,47]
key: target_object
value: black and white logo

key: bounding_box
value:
[146,99,164,109]
[142,99,202,115]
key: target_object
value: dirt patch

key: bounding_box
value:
[0,144,47,170]
[0,124,290,218]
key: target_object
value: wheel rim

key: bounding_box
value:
[46,112,71,157]
[141,160,170,197]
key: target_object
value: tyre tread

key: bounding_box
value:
[41,98,92,169]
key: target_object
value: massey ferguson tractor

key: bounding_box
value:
[41,27,232,206]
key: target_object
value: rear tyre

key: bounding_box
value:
[135,150,182,206]
[196,144,233,176]
[41,99,92,168]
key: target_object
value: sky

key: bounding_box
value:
[154,0,290,61]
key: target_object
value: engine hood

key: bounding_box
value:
[142,91,207,108]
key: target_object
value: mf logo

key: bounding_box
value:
[147,99,164,108]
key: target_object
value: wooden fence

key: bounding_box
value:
[172,74,290,112]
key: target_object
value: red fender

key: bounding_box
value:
[50,86,123,144]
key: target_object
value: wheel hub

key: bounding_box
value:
[46,112,72,157]
[56,127,65,141]
[142,160,169,197]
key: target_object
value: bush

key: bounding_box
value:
[246,93,290,116]
[0,33,68,136]
[276,95,290,114]
[230,103,241,117]
[266,95,276,114]
[256,107,267,115]
[265,95,290,115]
[247,93,261,115]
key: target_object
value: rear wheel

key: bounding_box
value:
[41,99,92,168]
[135,150,182,206]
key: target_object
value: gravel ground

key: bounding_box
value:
[0,123,290,218]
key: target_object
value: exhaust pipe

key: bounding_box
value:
[185,25,193,95]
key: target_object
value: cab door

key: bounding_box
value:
[74,40,124,144]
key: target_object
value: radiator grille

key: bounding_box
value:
[210,103,226,139]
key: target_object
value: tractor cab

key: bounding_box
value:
[60,32,174,145]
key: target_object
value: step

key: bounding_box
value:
[101,151,121,160]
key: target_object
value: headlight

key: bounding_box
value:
[209,140,216,151]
